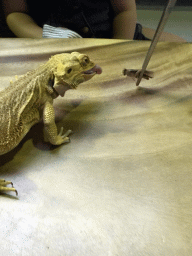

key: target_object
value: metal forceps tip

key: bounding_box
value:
[136,0,177,86]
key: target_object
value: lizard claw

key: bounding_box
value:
[0,179,18,196]
[58,127,64,136]
[56,128,72,144]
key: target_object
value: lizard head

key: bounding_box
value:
[51,52,102,97]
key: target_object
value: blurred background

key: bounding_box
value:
[137,0,192,42]
[0,0,192,40]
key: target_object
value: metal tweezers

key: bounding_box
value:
[136,0,177,86]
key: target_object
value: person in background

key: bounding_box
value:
[2,0,186,42]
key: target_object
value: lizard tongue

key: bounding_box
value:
[90,65,102,74]
[92,65,102,74]
[84,65,102,74]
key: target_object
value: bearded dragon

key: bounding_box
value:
[0,52,102,196]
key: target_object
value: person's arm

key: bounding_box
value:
[110,0,137,39]
[6,12,43,38]
[3,0,43,38]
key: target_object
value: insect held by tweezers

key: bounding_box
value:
[123,69,154,80]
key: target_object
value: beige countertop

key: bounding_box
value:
[1,39,192,255]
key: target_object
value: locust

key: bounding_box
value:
[123,69,154,81]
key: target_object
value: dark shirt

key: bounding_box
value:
[27,0,149,40]
[27,0,114,38]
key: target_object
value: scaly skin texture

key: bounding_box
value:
[0,52,101,196]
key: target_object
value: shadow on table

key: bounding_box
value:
[0,97,101,168]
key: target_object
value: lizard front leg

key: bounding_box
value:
[43,101,72,145]
[0,179,18,196]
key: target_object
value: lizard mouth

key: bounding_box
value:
[83,65,102,76]
[53,65,102,97]
[82,65,102,82]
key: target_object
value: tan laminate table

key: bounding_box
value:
[0,39,192,255]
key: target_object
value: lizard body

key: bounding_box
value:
[0,52,102,195]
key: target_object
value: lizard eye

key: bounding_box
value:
[67,68,73,74]
[82,56,90,66]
